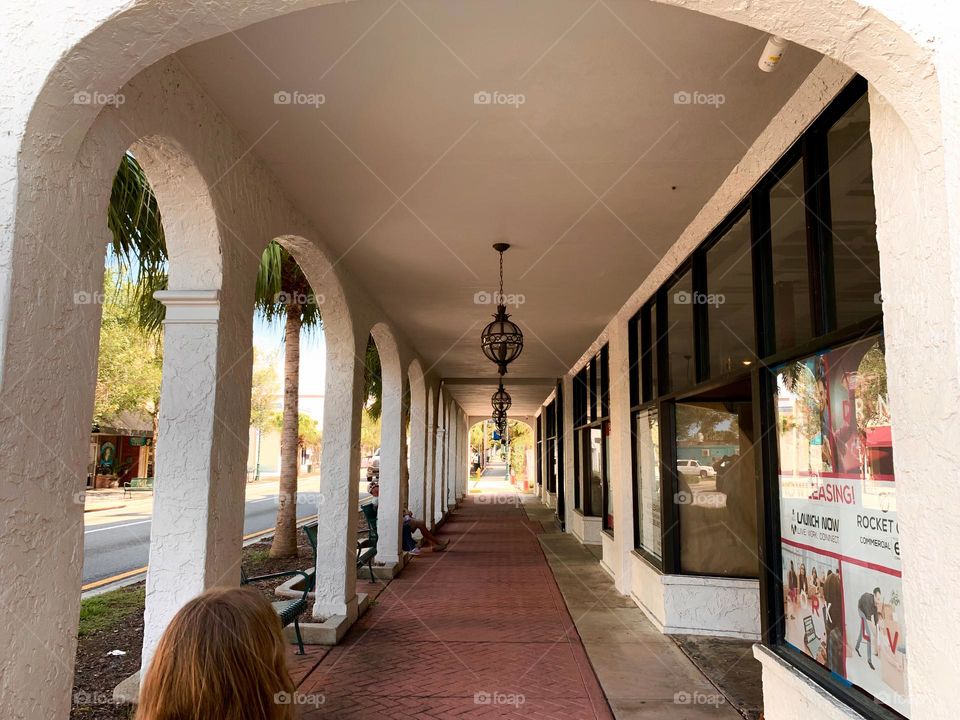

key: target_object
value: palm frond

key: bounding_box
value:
[106,153,168,335]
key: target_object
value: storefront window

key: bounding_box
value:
[635,410,661,559]
[706,214,756,375]
[604,422,613,531]
[676,402,758,577]
[775,335,905,717]
[667,270,695,392]
[827,95,881,329]
[589,426,604,519]
[770,159,814,350]
[648,301,658,400]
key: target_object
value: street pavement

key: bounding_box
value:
[82,475,369,588]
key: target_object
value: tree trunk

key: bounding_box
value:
[270,305,301,558]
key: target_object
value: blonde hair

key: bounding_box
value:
[136,586,295,720]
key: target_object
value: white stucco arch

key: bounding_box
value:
[2,2,958,719]
[368,321,406,567]
[407,359,428,522]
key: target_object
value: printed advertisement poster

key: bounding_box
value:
[775,334,908,717]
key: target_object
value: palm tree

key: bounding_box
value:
[107,152,383,560]
[255,242,322,557]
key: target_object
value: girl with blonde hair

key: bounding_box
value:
[136,586,296,720]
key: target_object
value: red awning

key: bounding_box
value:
[865,425,892,448]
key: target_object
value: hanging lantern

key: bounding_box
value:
[491,382,512,415]
[480,243,524,375]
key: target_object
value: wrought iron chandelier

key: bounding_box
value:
[480,243,524,375]
[491,381,512,415]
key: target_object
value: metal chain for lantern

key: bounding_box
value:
[480,243,524,375]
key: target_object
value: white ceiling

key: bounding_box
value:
[177,0,821,415]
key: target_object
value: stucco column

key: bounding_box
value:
[864,89,960,720]
[408,385,426,522]
[423,399,435,526]
[312,330,365,619]
[141,289,250,671]
[434,426,446,525]
[561,374,576,531]
[606,321,633,594]
[376,374,405,567]
[446,409,458,511]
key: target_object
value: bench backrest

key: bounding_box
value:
[302,521,318,559]
[360,503,378,543]
[130,477,153,488]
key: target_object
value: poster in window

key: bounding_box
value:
[775,334,907,717]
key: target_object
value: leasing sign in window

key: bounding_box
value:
[775,335,907,717]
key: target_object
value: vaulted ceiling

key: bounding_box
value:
[177,0,821,414]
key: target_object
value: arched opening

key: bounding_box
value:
[2,2,955,718]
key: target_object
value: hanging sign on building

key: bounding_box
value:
[774,334,907,718]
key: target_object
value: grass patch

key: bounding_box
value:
[246,548,270,567]
[78,586,145,637]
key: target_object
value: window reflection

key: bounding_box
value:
[770,160,813,349]
[667,271,696,391]
[706,214,756,374]
[635,410,661,559]
[827,95,880,328]
[676,402,759,577]
[589,426,604,518]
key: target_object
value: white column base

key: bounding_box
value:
[628,551,760,639]
[570,509,602,545]
[754,645,865,720]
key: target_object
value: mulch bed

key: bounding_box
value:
[71,529,317,720]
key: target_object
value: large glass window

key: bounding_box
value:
[648,301,658,400]
[667,271,695,391]
[774,335,905,717]
[827,95,880,328]
[770,159,814,350]
[589,426,604,520]
[706,214,756,375]
[676,402,758,577]
[635,409,661,559]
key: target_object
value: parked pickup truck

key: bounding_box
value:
[676,458,716,479]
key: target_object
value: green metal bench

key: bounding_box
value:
[302,503,378,582]
[122,477,154,498]
[240,566,310,655]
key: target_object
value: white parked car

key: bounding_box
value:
[677,459,716,479]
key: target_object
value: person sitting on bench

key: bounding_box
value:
[369,481,449,554]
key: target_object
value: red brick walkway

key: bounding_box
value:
[295,489,614,718]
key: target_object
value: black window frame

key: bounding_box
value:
[621,75,899,720]
[574,346,610,523]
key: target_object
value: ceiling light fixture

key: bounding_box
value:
[480,243,524,375]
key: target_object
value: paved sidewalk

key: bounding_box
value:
[296,485,614,718]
